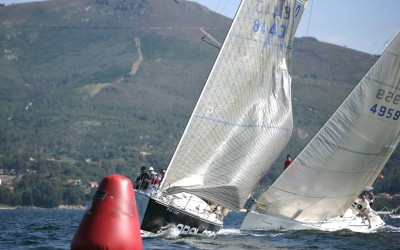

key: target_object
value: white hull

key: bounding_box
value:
[389,214,400,219]
[241,206,385,233]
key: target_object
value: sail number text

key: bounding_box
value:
[370,89,400,120]
[253,20,286,38]
[252,0,302,39]
[376,88,400,104]
[370,104,400,120]
[255,0,302,18]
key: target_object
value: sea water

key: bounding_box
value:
[0,209,399,249]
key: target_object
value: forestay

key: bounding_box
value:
[255,34,400,221]
[161,0,307,211]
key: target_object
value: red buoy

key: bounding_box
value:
[71,174,142,250]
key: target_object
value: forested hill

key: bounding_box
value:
[0,0,398,206]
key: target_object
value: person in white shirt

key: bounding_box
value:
[360,195,372,228]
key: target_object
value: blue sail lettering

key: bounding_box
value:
[269,23,277,35]
[283,6,291,19]
[294,5,301,17]
[253,20,286,39]
[279,25,286,38]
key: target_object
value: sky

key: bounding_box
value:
[2,0,400,55]
[191,0,400,55]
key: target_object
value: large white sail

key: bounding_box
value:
[254,34,400,221]
[161,0,307,211]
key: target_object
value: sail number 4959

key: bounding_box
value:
[370,104,400,120]
[370,88,400,120]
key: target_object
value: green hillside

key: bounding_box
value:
[0,0,398,207]
[0,0,228,164]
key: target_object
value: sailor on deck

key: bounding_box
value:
[284,154,292,170]
[135,166,150,190]
[148,167,160,187]
[359,195,372,229]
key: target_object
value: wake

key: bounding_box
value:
[379,224,400,232]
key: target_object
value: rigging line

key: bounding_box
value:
[295,0,313,85]
[377,26,400,55]
[305,0,313,37]
[201,0,231,50]
[207,0,232,31]
[201,0,223,43]
[209,0,224,27]
[201,35,221,50]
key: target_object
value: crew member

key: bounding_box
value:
[135,166,150,190]
[284,154,292,170]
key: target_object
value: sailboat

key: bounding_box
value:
[134,0,308,234]
[241,33,400,233]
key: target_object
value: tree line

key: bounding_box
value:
[0,155,147,208]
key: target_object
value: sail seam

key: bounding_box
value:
[269,186,355,199]
[231,33,289,49]
[317,138,387,156]
[365,76,400,90]
[193,115,290,131]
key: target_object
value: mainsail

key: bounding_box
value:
[161,0,307,211]
[255,34,400,221]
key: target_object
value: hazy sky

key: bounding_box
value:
[2,0,399,55]
[192,0,400,55]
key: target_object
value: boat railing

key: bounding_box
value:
[393,205,400,214]
[139,187,224,223]
[376,206,392,221]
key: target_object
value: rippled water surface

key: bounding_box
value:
[0,209,399,249]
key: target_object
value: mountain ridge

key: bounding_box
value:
[0,0,398,197]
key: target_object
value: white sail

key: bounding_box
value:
[254,34,400,222]
[161,0,307,211]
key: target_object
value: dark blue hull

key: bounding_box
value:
[134,191,222,234]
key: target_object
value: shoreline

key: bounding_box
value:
[0,205,87,210]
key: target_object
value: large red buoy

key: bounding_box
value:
[71,174,142,250]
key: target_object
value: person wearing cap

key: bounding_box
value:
[135,166,150,190]
[148,167,159,186]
